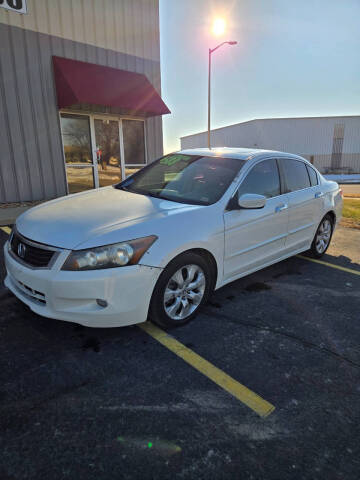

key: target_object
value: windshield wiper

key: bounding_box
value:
[116,184,136,193]
[116,185,161,199]
[143,191,162,199]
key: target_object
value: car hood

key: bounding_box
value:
[16,187,195,249]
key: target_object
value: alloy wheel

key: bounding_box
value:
[163,264,206,321]
[315,219,332,254]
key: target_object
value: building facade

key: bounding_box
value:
[181,116,360,174]
[0,0,169,203]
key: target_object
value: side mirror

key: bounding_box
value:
[238,193,266,209]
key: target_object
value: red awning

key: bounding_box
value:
[52,56,170,117]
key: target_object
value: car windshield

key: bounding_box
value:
[115,154,244,205]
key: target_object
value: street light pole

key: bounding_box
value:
[207,48,212,150]
[207,41,237,150]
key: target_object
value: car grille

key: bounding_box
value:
[10,230,57,268]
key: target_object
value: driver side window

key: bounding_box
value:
[237,159,280,198]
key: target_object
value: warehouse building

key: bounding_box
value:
[0,0,169,203]
[181,116,360,174]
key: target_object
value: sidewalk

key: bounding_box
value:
[0,202,41,226]
[324,174,360,183]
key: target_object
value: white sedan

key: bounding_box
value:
[4,148,342,328]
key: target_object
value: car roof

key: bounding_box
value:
[177,147,305,162]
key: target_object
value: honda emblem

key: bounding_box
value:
[17,243,26,259]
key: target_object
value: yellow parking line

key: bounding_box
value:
[139,322,275,418]
[1,221,274,416]
[297,255,360,276]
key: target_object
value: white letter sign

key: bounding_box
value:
[0,0,27,14]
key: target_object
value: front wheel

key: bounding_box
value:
[309,214,334,258]
[149,252,213,328]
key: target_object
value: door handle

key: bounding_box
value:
[275,204,288,213]
[315,192,324,198]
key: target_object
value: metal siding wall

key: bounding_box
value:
[0,24,37,201]
[0,0,163,202]
[0,32,19,202]
[0,0,160,62]
[181,117,360,173]
[144,116,163,164]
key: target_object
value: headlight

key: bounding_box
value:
[61,235,157,271]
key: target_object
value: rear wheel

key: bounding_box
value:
[149,252,213,328]
[309,214,334,258]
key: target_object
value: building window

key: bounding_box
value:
[61,114,93,165]
[122,119,146,165]
[66,166,95,194]
[94,119,122,187]
[60,114,146,193]
[60,114,95,194]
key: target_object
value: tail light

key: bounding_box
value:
[339,188,343,198]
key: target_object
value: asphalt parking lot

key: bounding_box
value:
[0,225,359,480]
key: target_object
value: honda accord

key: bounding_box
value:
[4,148,342,328]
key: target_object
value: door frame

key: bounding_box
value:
[59,110,147,192]
[223,157,289,281]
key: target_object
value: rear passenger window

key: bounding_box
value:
[280,159,311,192]
[306,165,318,186]
[238,159,280,198]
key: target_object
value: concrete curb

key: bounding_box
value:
[0,206,30,226]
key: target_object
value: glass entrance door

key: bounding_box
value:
[60,114,95,194]
[60,113,147,193]
[93,119,122,187]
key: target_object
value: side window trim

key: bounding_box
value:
[305,165,312,186]
[276,158,289,195]
[306,164,319,186]
[275,158,286,195]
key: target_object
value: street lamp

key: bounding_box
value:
[208,41,237,149]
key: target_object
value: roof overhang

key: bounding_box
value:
[52,56,170,117]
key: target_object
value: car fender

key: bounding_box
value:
[139,220,225,289]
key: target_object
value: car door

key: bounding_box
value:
[223,158,289,281]
[278,158,323,252]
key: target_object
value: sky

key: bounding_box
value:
[159,0,360,153]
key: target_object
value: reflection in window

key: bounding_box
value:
[125,167,142,178]
[238,159,280,198]
[306,165,318,186]
[280,159,311,192]
[66,166,95,194]
[60,114,92,164]
[120,155,242,205]
[123,120,146,165]
[94,119,122,187]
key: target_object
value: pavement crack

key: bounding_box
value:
[204,309,360,369]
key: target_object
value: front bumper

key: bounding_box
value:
[4,241,162,328]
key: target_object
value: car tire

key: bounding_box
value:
[149,252,213,328]
[309,214,334,258]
